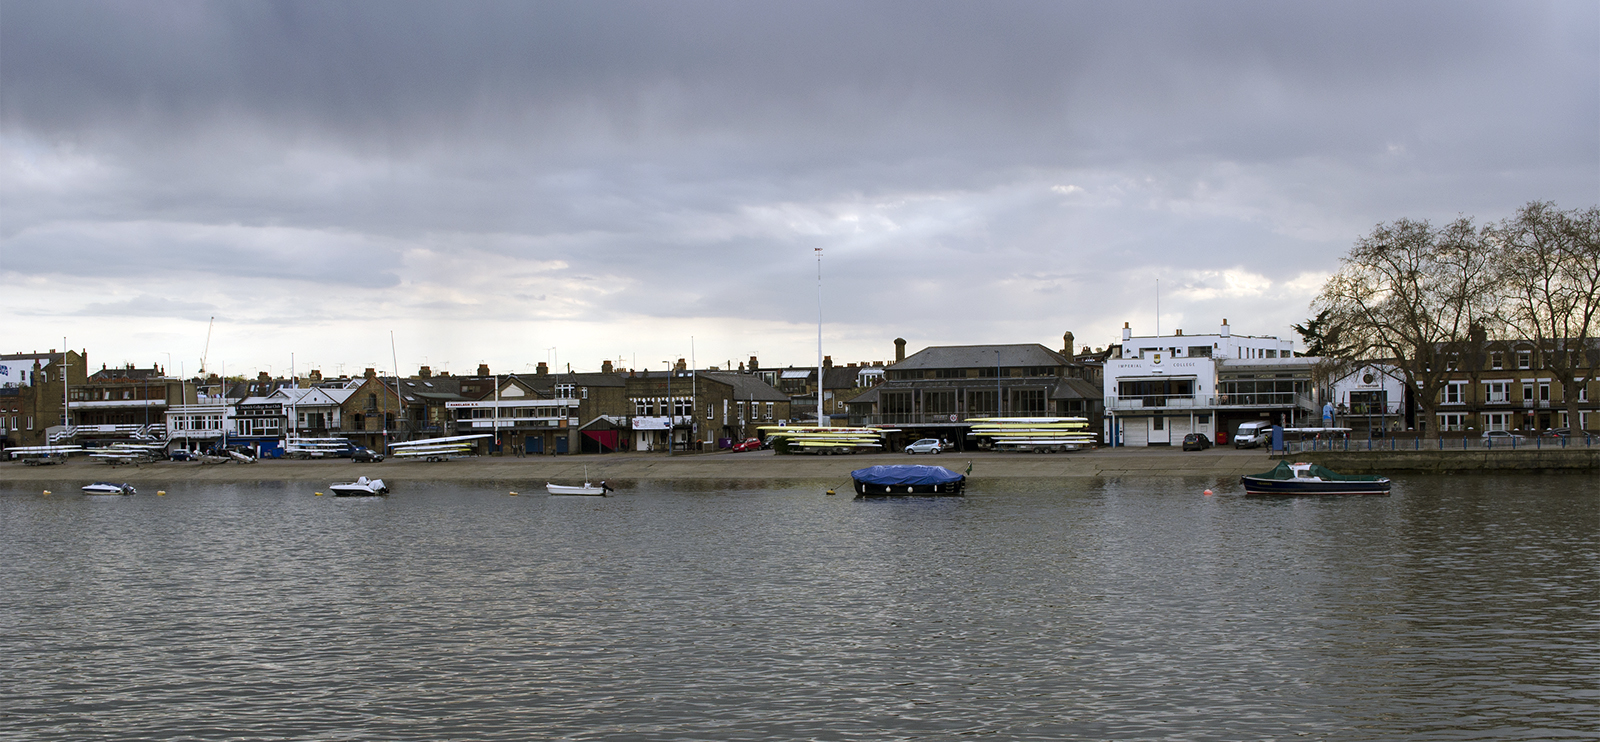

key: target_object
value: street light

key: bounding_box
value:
[663,361,673,456]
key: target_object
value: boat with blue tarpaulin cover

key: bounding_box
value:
[851,464,966,497]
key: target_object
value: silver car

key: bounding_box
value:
[904,438,943,454]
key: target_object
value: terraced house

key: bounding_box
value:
[1428,336,1598,435]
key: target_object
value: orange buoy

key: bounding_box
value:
[1203,489,1214,496]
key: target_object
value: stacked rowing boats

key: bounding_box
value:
[966,417,1096,452]
[757,426,892,455]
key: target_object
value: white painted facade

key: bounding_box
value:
[1102,321,1309,446]
[1327,363,1408,432]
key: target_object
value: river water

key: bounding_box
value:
[1,474,1595,741]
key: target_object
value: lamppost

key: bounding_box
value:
[996,348,1004,418]
[663,361,673,456]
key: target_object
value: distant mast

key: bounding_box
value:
[815,247,825,427]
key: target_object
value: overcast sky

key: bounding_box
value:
[4,1,1596,378]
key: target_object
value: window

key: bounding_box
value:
[1523,383,1534,401]
[1485,382,1510,403]
[1540,383,1550,402]
[1010,389,1046,414]
[1441,382,1465,405]
[555,383,576,398]
[967,389,997,415]
[1188,346,1212,358]
[924,391,957,415]
[1152,415,1164,430]
[1349,390,1388,415]
[882,392,913,417]
[1483,412,1510,431]
[634,399,648,416]
[765,402,774,419]
[1491,353,1503,370]
[1580,383,1590,403]
[1197,414,1210,424]
[1437,413,1466,431]
[1518,351,1531,369]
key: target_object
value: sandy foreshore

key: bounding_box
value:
[1,447,1277,486]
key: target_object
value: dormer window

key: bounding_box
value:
[1518,351,1531,369]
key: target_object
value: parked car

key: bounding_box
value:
[1480,430,1526,445]
[1540,428,1571,439]
[731,438,762,452]
[351,446,385,463]
[1182,433,1212,451]
[904,438,943,454]
[168,449,194,461]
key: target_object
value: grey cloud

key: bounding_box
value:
[2,1,1594,370]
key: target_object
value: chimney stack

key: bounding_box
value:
[364,367,377,379]
[894,338,907,363]
[749,355,759,371]
[1220,319,1231,338]
[418,365,432,378]
[1122,323,1132,342]
[1176,329,1184,337]
[536,362,548,375]
[258,371,270,381]
[601,360,613,374]
[477,363,491,377]
[1062,331,1075,356]
[823,355,833,369]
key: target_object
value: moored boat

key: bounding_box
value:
[81,482,136,496]
[851,464,966,497]
[329,476,388,497]
[546,481,613,496]
[547,466,613,496]
[1241,461,1390,496]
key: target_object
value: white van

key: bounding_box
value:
[1234,421,1272,449]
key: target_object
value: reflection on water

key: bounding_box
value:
[2,475,1595,740]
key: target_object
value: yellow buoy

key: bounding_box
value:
[42,490,51,495]
[509,491,518,496]
[315,492,323,496]
[157,491,166,496]
[826,489,836,496]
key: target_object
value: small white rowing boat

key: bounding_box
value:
[82,482,136,496]
[547,467,612,496]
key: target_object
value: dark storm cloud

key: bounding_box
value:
[6,1,1583,164]
[2,1,1595,369]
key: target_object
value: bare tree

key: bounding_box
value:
[1494,202,1600,433]
[1313,217,1498,432]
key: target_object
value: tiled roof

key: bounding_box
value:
[894,343,1072,370]
[698,372,790,401]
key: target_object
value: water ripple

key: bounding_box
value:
[1,475,1595,740]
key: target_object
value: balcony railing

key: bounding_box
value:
[849,410,1044,426]
[1282,432,1595,453]
[1106,393,1315,411]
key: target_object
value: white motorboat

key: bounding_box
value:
[329,476,388,497]
[547,467,613,496]
[82,482,136,496]
[545,481,613,496]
